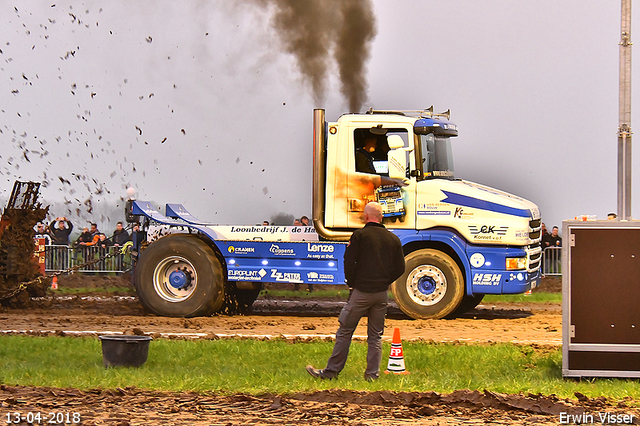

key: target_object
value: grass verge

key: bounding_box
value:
[483,292,561,303]
[0,335,636,400]
[49,287,561,304]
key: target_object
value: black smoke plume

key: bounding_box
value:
[252,0,377,112]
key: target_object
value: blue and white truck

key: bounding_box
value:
[127,108,542,319]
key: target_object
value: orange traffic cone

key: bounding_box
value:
[51,276,58,290]
[385,327,410,375]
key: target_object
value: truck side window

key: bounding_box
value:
[353,128,408,175]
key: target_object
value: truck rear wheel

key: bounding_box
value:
[392,249,464,319]
[134,234,224,317]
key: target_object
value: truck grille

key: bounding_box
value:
[529,219,541,241]
[526,219,542,272]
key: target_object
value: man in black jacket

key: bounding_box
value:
[306,202,405,381]
[112,222,131,246]
[49,217,73,245]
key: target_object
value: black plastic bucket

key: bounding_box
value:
[98,335,152,368]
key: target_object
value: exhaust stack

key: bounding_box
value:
[312,109,352,241]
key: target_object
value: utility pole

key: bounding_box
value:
[618,0,633,220]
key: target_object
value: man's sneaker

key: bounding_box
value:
[364,374,378,382]
[306,365,335,380]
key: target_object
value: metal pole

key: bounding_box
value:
[618,0,633,220]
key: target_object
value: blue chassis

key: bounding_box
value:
[131,201,540,297]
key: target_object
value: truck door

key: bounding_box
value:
[344,125,416,229]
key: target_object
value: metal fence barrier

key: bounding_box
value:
[45,245,560,277]
[44,245,131,274]
[541,246,562,276]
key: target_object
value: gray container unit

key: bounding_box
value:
[563,220,640,378]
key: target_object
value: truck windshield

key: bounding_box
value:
[419,134,454,179]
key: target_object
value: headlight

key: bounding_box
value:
[506,257,526,270]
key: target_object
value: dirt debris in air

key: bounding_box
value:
[3,385,635,426]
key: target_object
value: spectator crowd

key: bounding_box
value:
[34,217,132,248]
[540,222,562,250]
[540,222,562,274]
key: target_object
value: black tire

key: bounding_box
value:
[235,285,262,312]
[392,249,465,319]
[222,282,262,314]
[446,294,484,318]
[134,234,224,317]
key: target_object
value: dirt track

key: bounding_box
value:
[0,277,578,425]
[0,297,562,345]
[0,276,562,345]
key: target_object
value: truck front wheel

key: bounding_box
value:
[392,249,464,319]
[134,234,224,317]
[446,294,484,318]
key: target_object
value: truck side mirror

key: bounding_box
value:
[387,135,410,179]
[387,135,404,150]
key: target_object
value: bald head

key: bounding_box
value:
[364,202,383,223]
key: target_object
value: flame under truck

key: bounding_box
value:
[127,108,542,319]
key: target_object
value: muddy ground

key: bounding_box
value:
[0,276,562,345]
[0,276,602,425]
[4,384,638,426]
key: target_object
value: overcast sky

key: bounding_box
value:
[1,0,637,232]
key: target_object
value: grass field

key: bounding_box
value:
[53,287,562,304]
[1,335,637,401]
[483,292,561,303]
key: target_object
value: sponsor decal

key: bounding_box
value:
[417,202,450,209]
[308,253,335,259]
[469,225,508,241]
[454,207,474,220]
[227,246,255,254]
[417,211,451,216]
[514,230,528,239]
[269,244,295,256]
[271,269,302,283]
[470,253,485,268]
[508,273,526,282]
[469,225,508,235]
[290,226,317,234]
[307,243,334,253]
[473,273,502,286]
[306,271,335,282]
[228,270,263,281]
[229,226,287,234]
